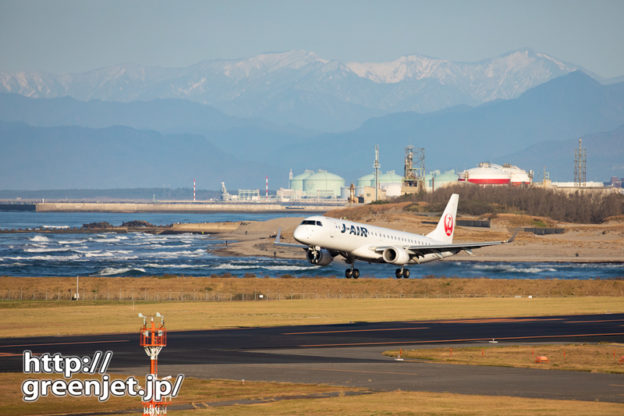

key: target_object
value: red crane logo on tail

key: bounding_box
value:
[444,214,454,236]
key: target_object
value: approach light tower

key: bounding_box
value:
[138,312,170,416]
[574,138,587,187]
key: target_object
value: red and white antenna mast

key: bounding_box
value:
[265,176,269,199]
[193,178,196,202]
[138,312,170,416]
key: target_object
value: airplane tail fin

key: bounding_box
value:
[426,193,458,243]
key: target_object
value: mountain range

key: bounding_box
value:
[0,49,579,132]
[1,50,623,190]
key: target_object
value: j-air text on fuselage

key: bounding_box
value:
[275,193,517,279]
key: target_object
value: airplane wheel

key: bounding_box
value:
[403,269,410,279]
[395,269,402,279]
[353,269,360,279]
[345,269,352,279]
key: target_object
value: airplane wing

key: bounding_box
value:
[374,231,519,255]
[273,228,308,249]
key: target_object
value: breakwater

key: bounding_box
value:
[35,202,339,213]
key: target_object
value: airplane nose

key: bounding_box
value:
[293,226,307,243]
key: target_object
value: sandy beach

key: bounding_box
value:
[209,204,624,263]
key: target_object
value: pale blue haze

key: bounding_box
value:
[0,0,622,78]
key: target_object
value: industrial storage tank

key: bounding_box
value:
[289,169,314,191]
[426,170,459,191]
[356,173,375,196]
[502,164,532,185]
[378,170,404,197]
[459,163,511,185]
[303,170,345,198]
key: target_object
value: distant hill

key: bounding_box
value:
[0,122,275,189]
[0,94,313,161]
[2,72,623,189]
[0,49,578,131]
[277,72,624,182]
[501,124,624,181]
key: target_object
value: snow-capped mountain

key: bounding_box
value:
[0,49,578,131]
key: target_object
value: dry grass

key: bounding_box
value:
[1,372,357,416]
[385,343,624,374]
[171,390,624,416]
[2,296,624,338]
[1,276,623,303]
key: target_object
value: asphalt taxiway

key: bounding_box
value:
[2,313,623,403]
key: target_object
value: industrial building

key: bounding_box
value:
[458,163,532,185]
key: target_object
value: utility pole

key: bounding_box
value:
[574,138,586,187]
[374,145,380,201]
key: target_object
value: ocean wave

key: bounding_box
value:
[95,267,146,276]
[6,254,83,262]
[58,239,86,245]
[42,225,70,229]
[144,249,206,258]
[29,235,49,242]
[472,264,557,274]
[24,247,73,253]
[212,263,320,271]
[144,263,210,269]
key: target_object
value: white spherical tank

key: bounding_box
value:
[459,163,510,185]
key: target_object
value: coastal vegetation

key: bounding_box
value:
[396,184,624,224]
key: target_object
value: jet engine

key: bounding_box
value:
[306,248,334,266]
[382,247,410,265]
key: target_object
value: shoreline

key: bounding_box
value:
[208,215,624,264]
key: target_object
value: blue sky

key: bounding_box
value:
[1,0,623,78]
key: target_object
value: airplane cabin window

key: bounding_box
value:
[301,220,316,225]
[316,221,323,226]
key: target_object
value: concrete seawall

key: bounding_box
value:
[36,202,340,213]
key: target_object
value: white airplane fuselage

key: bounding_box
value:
[277,194,512,278]
[293,216,454,264]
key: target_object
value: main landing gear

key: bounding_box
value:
[395,267,410,279]
[345,264,360,279]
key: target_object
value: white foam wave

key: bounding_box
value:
[144,263,209,269]
[472,264,557,274]
[145,249,206,258]
[42,225,70,229]
[29,235,49,242]
[6,254,82,262]
[212,263,320,271]
[96,267,146,276]
[24,247,72,253]
[58,240,86,245]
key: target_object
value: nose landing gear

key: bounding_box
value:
[395,267,410,279]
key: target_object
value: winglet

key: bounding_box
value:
[507,230,520,243]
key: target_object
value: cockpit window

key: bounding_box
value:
[301,220,323,226]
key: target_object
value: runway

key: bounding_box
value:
[2,313,624,403]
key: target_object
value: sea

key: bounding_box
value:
[0,211,622,279]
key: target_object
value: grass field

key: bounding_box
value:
[6,372,623,416]
[167,391,624,416]
[2,276,623,302]
[2,296,624,338]
[385,343,624,374]
[1,373,359,416]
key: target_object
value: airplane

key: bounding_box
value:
[275,193,517,279]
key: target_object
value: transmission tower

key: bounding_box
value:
[574,138,586,187]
